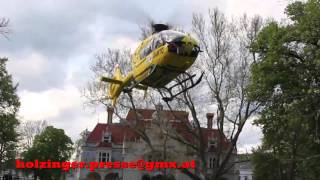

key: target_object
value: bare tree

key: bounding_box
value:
[83,48,131,108]
[177,9,264,179]
[139,20,155,40]
[0,18,11,39]
[139,9,264,180]
[18,120,48,150]
[72,129,90,162]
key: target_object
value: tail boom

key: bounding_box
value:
[100,67,133,105]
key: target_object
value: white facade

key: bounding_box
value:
[238,161,253,180]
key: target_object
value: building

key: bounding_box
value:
[236,154,253,180]
[237,161,253,180]
[0,169,36,180]
[73,105,237,180]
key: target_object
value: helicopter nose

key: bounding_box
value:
[167,36,200,57]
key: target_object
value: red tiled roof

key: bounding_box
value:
[107,124,138,144]
[86,108,230,150]
[87,123,107,143]
[87,124,138,145]
[170,121,230,150]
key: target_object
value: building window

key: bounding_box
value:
[208,139,216,147]
[103,133,111,143]
[208,157,216,168]
[98,152,110,162]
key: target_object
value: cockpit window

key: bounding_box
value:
[140,30,186,59]
[157,30,185,43]
[139,41,153,60]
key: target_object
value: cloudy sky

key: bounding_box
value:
[0,0,288,152]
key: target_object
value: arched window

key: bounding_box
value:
[151,174,164,180]
[142,174,151,180]
[208,157,216,169]
[104,173,118,180]
[86,172,101,180]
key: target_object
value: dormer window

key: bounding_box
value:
[103,132,111,143]
[209,139,216,146]
[208,138,217,148]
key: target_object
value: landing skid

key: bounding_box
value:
[122,72,204,102]
[158,72,204,102]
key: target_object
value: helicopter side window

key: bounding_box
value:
[151,34,165,50]
[140,36,164,59]
[152,39,162,50]
[140,43,152,59]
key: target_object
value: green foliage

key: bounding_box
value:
[252,148,282,180]
[248,0,320,179]
[22,126,73,180]
[0,58,20,170]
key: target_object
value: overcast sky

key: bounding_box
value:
[0,0,288,152]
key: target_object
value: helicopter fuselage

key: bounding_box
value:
[101,30,200,105]
[130,30,199,88]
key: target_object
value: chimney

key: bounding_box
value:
[206,113,214,129]
[107,106,114,124]
[155,103,163,112]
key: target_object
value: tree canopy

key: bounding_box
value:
[248,0,320,179]
[22,126,73,180]
[0,58,20,170]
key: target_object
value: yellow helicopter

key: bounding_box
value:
[101,24,203,105]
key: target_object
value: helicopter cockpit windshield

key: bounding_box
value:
[157,30,186,43]
[140,30,186,59]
